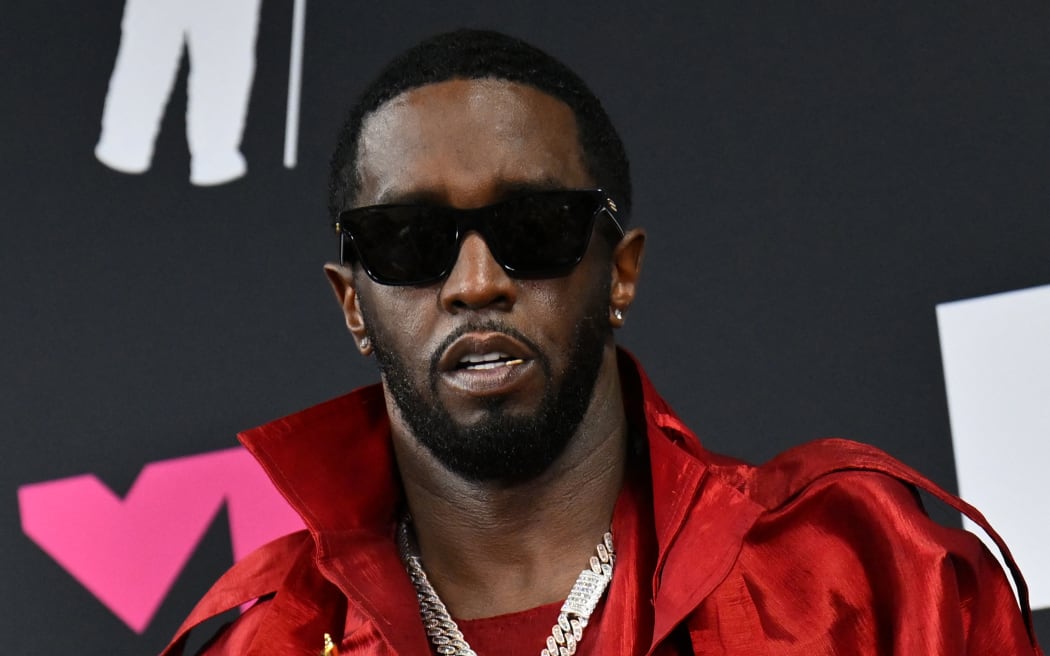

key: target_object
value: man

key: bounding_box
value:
[162,29,1042,655]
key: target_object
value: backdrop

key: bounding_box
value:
[4,1,1048,653]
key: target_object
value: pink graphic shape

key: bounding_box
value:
[18,447,304,634]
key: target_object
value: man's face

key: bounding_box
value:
[340,78,621,483]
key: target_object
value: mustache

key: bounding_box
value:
[428,320,548,378]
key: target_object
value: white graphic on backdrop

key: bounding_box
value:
[937,284,1050,611]
[95,0,263,186]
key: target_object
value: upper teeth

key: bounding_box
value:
[461,352,509,365]
[458,352,525,370]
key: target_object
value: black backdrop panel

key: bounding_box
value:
[3,1,1048,652]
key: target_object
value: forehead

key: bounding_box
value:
[355,78,593,207]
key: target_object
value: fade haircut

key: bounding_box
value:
[328,28,632,225]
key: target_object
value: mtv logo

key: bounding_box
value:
[937,284,1050,611]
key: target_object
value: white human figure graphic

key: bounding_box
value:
[95,0,263,186]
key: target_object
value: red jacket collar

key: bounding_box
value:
[238,383,399,556]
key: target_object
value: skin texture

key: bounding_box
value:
[324,78,646,619]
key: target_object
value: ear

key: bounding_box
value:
[323,263,373,355]
[608,228,645,328]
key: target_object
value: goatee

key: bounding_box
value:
[366,304,610,484]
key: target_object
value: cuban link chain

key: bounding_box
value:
[398,520,615,656]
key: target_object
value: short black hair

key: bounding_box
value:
[328,28,631,225]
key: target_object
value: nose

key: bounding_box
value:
[439,232,517,313]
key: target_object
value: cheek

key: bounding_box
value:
[359,285,435,348]
[519,273,610,339]
[529,238,613,309]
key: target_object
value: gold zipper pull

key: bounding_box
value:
[322,632,339,656]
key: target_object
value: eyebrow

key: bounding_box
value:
[373,178,570,207]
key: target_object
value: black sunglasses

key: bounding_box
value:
[335,189,625,286]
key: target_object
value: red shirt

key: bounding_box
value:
[162,351,1041,656]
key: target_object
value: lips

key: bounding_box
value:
[437,332,538,397]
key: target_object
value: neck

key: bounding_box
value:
[390,349,627,620]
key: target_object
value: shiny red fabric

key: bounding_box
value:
[161,351,1042,655]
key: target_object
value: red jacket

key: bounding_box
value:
[162,352,1041,655]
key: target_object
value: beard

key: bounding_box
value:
[364,293,611,485]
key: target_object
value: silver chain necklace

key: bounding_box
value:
[398,519,615,656]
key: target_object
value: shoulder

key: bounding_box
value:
[747,438,931,522]
[736,438,996,576]
[694,438,1038,654]
[698,437,947,537]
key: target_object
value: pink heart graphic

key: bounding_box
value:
[18,447,303,633]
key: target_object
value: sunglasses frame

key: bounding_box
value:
[334,189,625,286]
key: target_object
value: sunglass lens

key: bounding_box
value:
[347,207,457,284]
[489,192,597,275]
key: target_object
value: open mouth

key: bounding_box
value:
[456,351,526,371]
[438,333,538,397]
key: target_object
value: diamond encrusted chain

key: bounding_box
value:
[397,519,615,656]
